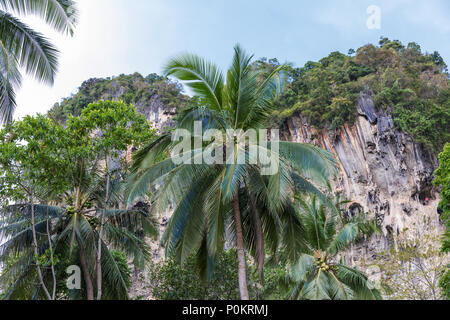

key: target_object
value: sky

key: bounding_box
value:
[14,0,450,119]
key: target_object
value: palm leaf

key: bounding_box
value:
[0,11,58,84]
[163,53,224,111]
[0,0,78,35]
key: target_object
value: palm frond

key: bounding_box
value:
[290,254,316,283]
[335,264,381,300]
[0,41,20,123]
[327,223,358,256]
[99,243,129,300]
[277,141,338,185]
[0,11,58,84]
[300,270,331,300]
[163,53,224,111]
[0,0,78,35]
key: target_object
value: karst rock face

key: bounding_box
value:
[283,93,442,250]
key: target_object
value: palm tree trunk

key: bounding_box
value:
[232,190,249,300]
[77,237,94,300]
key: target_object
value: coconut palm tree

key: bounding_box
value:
[0,0,78,124]
[0,164,157,300]
[127,45,338,300]
[288,195,382,300]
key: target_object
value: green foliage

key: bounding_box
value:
[148,250,288,300]
[110,249,132,290]
[149,250,244,300]
[268,38,449,151]
[48,73,193,124]
[440,266,450,300]
[0,101,158,300]
[0,114,70,202]
[435,143,450,247]
[287,195,381,300]
[434,143,450,299]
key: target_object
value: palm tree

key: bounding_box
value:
[288,195,382,300]
[127,45,338,300]
[0,0,78,124]
[0,162,157,300]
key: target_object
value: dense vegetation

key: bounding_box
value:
[47,38,450,153]
[148,250,289,300]
[48,73,194,124]
[267,38,449,151]
[0,101,157,300]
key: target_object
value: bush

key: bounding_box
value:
[148,250,288,300]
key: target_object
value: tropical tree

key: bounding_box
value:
[0,201,157,300]
[288,195,381,300]
[0,0,78,124]
[0,101,158,300]
[127,45,338,300]
[69,100,155,300]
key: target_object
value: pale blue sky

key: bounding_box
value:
[15,0,450,119]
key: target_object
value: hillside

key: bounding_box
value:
[46,39,449,248]
[48,72,196,130]
[42,39,447,299]
[49,39,449,152]
[268,38,450,152]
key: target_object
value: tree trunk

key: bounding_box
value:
[46,205,57,300]
[77,237,94,300]
[232,190,249,300]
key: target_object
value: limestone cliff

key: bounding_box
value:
[283,92,443,257]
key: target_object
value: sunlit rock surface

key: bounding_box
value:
[283,94,443,264]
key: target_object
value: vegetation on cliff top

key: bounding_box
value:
[267,37,449,151]
[48,72,194,124]
[49,38,449,152]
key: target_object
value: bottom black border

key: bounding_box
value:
[0,300,447,319]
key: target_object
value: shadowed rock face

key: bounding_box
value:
[283,94,442,245]
[357,92,378,125]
